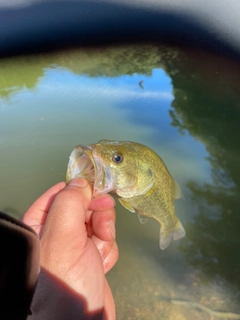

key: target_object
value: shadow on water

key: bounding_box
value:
[1,44,240,319]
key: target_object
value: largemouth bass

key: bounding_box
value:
[66,140,185,250]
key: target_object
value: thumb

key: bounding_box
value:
[41,178,92,240]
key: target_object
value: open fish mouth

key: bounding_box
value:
[66,145,114,196]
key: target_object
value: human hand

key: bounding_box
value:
[22,178,118,320]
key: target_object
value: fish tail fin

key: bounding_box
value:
[159,220,186,250]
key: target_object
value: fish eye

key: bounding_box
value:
[112,152,124,164]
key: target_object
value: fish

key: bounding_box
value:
[66,140,185,250]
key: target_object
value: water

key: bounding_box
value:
[1,44,240,319]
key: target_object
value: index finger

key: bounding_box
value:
[21,182,66,230]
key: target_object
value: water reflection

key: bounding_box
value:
[168,52,240,308]
[1,44,240,319]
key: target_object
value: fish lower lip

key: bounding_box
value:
[67,145,114,196]
[91,151,112,195]
[66,145,95,184]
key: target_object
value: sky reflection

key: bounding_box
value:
[0,64,212,214]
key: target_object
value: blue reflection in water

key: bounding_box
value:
[115,69,175,141]
[0,66,212,201]
[34,66,212,219]
[36,67,210,163]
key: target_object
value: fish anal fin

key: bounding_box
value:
[159,220,186,250]
[173,221,186,240]
[118,198,135,213]
[174,180,184,200]
[137,214,149,224]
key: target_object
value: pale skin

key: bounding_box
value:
[21,178,118,320]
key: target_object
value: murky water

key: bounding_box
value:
[1,44,240,319]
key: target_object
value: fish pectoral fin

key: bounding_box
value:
[118,198,135,213]
[137,214,149,224]
[159,220,186,250]
[117,178,154,199]
[133,168,154,196]
[174,180,184,200]
[117,167,154,198]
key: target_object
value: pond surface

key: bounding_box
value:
[0,44,240,319]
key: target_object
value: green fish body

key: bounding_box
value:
[66,140,185,250]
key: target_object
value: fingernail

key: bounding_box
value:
[68,178,88,188]
[107,220,116,239]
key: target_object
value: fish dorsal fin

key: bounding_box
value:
[137,214,149,224]
[174,180,184,200]
[117,168,154,198]
[118,198,135,213]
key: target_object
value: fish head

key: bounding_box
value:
[66,140,154,198]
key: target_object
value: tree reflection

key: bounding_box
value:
[0,44,176,99]
[0,56,44,98]
[182,181,240,283]
[167,49,240,288]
